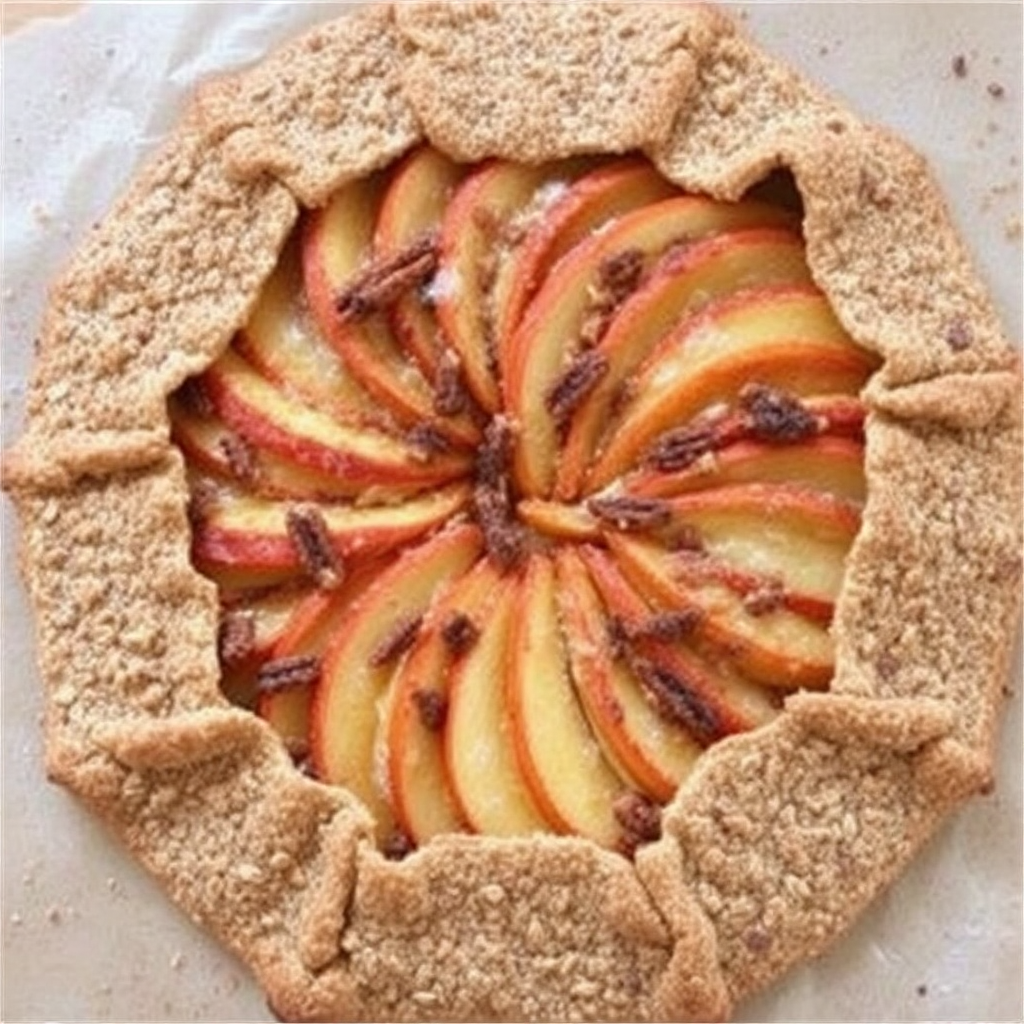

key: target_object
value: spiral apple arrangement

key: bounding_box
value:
[172,150,877,855]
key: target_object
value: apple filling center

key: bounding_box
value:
[172,151,877,855]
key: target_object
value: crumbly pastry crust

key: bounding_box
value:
[3,3,1020,1021]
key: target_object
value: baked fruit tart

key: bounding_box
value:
[3,3,1020,1021]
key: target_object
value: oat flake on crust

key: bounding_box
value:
[2,3,1021,1022]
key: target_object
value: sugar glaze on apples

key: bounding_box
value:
[170,150,878,855]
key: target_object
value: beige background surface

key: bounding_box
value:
[2,3,1022,1022]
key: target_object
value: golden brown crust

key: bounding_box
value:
[3,3,1020,1021]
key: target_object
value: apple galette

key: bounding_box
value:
[4,3,1020,1022]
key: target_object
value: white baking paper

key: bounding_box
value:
[2,4,1021,1021]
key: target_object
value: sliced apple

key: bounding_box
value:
[515,497,601,543]
[310,524,483,838]
[234,236,385,428]
[170,392,386,502]
[434,159,595,413]
[303,176,480,445]
[375,146,468,382]
[554,547,701,803]
[606,533,835,690]
[554,227,813,499]
[579,546,780,735]
[586,286,878,491]
[445,573,550,837]
[505,198,798,498]
[192,482,472,579]
[256,559,387,755]
[202,350,472,493]
[506,553,627,844]
[494,159,679,364]
[384,557,506,844]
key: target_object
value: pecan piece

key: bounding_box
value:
[286,505,344,590]
[218,433,260,486]
[743,582,786,617]
[382,828,416,861]
[369,614,423,667]
[546,350,609,425]
[634,609,703,642]
[475,415,515,487]
[335,234,439,322]
[406,421,453,458]
[739,383,819,443]
[613,791,662,857]
[475,483,527,571]
[646,423,720,472]
[440,612,480,655]
[434,348,469,418]
[257,655,322,694]
[218,609,255,668]
[412,688,448,732]
[588,494,671,532]
[631,657,724,746]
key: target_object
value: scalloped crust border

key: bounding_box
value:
[3,4,1021,1021]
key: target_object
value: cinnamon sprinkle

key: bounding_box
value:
[335,234,439,322]
[285,505,344,590]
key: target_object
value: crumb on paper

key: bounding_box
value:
[916,983,928,997]
[10,912,23,927]
[952,54,968,78]
[46,905,61,924]
[31,202,53,227]
[170,951,186,971]
[1005,216,1022,242]
[987,81,1005,99]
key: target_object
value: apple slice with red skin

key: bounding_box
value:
[624,395,866,502]
[191,482,472,581]
[586,286,878,491]
[169,393,380,502]
[516,498,600,543]
[375,146,468,382]
[494,158,679,367]
[434,159,593,414]
[505,198,798,498]
[554,546,702,802]
[506,553,627,844]
[554,227,813,500]
[445,572,550,837]
[384,557,506,845]
[202,350,472,493]
[303,176,480,446]
[234,237,385,429]
[579,546,780,736]
[606,532,835,690]
[311,524,484,838]
[256,559,387,758]
[648,483,861,622]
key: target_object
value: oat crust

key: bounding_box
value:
[3,3,1021,1021]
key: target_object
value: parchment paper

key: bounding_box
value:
[2,4,1021,1021]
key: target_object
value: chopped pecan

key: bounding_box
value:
[546,350,609,425]
[434,348,469,418]
[440,611,480,655]
[412,688,448,732]
[646,423,720,472]
[475,483,527,571]
[635,609,703,641]
[406,421,453,458]
[218,433,260,485]
[739,383,819,443]
[613,791,662,854]
[217,609,256,668]
[286,505,344,590]
[335,233,439,322]
[475,415,515,487]
[257,655,322,694]
[369,614,423,667]
[382,828,415,861]
[588,494,671,532]
[631,657,724,746]
[579,249,646,347]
